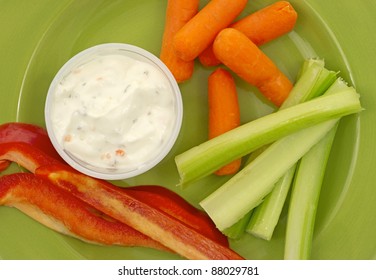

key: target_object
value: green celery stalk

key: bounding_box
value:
[245,60,337,240]
[222,210,253,240]
[175,89,361,186]
[200,118,339,231]
[294,59,338,100]
[284,124,338,259]
[200,78,359,231]
[283,77,351,259]
[296,58,324,79]
[280,59,336,110]
[245,167,295,240]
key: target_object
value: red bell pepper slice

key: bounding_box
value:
[0,141,228,246]
[0,172,169,251]
[125,185,229,247]
[0,122,63,171]
[0,142,62,173]
[36,164,244,260]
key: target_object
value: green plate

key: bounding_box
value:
[0,0,375,260]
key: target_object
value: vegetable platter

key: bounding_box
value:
[0,0,375,260]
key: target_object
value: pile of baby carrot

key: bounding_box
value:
[160,0,298,175]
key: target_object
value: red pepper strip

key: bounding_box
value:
[36,164,244,260]
[0,173,170,251]
[0,141,230,250]
[0,122,63,171]
[0,142,62,173]
[0,122,62,160]
[125,186,229,247]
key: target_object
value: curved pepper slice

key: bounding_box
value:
[0,122,63,171]
[125,186,229,247]
[0,142,62,173]
[36,164,244,260]
[0,142,228,245]
[0,173,169,251]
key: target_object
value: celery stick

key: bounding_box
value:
[308,67,338,100]
[201,78,358,231]
[222,210,253,240]
[200,118,339,231]
[293,58,337,100]
[280,59,336,110]
[283,77,349,259]
[175,89,361,186]
[245,61,337,240]
[246,166,295,241]
[284,124,338,260]
[296,58,324,80]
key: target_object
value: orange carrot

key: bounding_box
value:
[208,68,241,175]
[213,28,293,107]
[173,0,248,62]
[160,0,199,82]
[199,1,298,67]
[231,1,297,45]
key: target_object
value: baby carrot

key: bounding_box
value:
[173,0,248,62]
[160,0,199,82]
[213,28,293,107]
[231,1,297,45]
[208,68,241,175]
[199,1,298,67]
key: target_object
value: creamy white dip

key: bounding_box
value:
[49,52,178,173]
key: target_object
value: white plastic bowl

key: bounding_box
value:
[45,43,183,180]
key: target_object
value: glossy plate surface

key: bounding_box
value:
[0,0,375,259]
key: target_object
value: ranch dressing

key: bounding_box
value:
[49,52,178,173]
